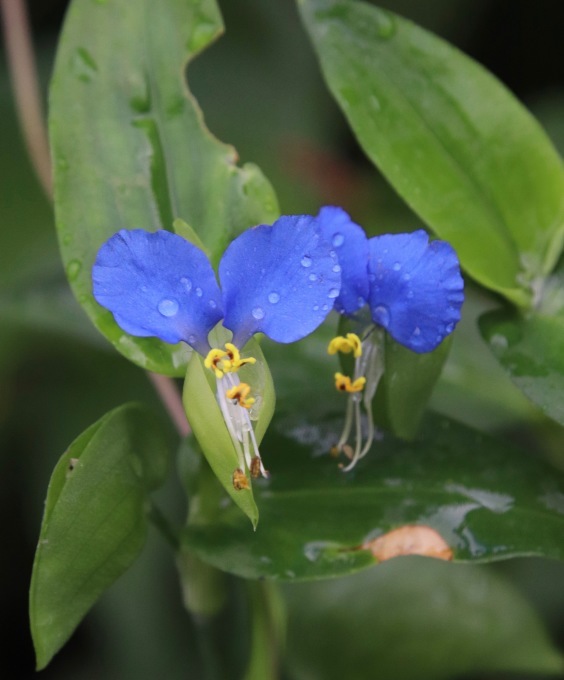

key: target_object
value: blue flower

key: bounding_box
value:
[317,206,464,469]
[93,215,341,483]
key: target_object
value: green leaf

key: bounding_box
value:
[379,334,452,439]
[182,335,275,528]
[480,307,564,427]
[181,413,564,581]
[298,0,564,306]
[285,559,564,679]
[50,0,278,375]
[29,403,170,669]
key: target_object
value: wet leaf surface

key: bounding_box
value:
[182,413,564,580]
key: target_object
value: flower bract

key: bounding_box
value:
[92,215,341,485]
[317,206,464,470]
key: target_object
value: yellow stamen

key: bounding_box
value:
[204,343,257,377]
[334,372,366,393]
[224,342,257,371]
[204,348,229,378]
[328,333,362,358]
[226,382,256,409]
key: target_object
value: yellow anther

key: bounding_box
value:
[224,342,257,371]
[205,344,256,377]
[226,382,256,409]
[334,372,366,393]
[204,348,229,378]
[328,333,362,358]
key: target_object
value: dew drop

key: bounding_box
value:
[252,306,265,320]
[413,327,421,336]
[195,287,203,297]
[301,255,312,268]
[393,262,401,271]
[445,322,455,333]
[268,292,280,304]
[180,277,192,292]
[71,47,98,83]
[66,260,82,282]
[332,233,345,247]
[407,290,414,299]
[357,296,365,307]
[332,264,341,273]
[308,273,318,282]
[328,288,339,299]
[188,334,197,345]
[373,304,390,328]
[209,300,217,309]
[313,304,320,311]
[329,250,336,258]
[158,298,179,317]
[322,304,329,311]
[402,273,411,281]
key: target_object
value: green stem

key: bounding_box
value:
[244,580,285,680]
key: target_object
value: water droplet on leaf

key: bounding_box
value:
[71,47,98,83]
[66,260,82,282]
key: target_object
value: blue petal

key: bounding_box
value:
[219,215,341,347]
[92,229,223,353]
[368,230,464,353]
[317,206,369,315]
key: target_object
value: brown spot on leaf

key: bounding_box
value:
[363,525,453,562]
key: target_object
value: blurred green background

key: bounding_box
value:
[2,1,564,678]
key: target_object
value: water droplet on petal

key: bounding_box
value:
[252,307,265,320]
[445,322,455,333]
[329,250,336,258]
[357,296,365,307]
[268,292,280,304]
[158,298,179,317]
[322,304,329,311]
[413,327,421,336]
[402,273,411,281]
[209,300,217,309]
[301,255,312,268]
[313,305,319,311]
[368,273,376,283]
[328,288,339,299]
[393,262,401,271]
[332,264,341,273]
[373,304,390,328]
[181,277,192,292]
[407,290,414,299]
[332,233,345,247]
[195,287,203,297]
[309,273,318,282]
[188,334,196,345]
